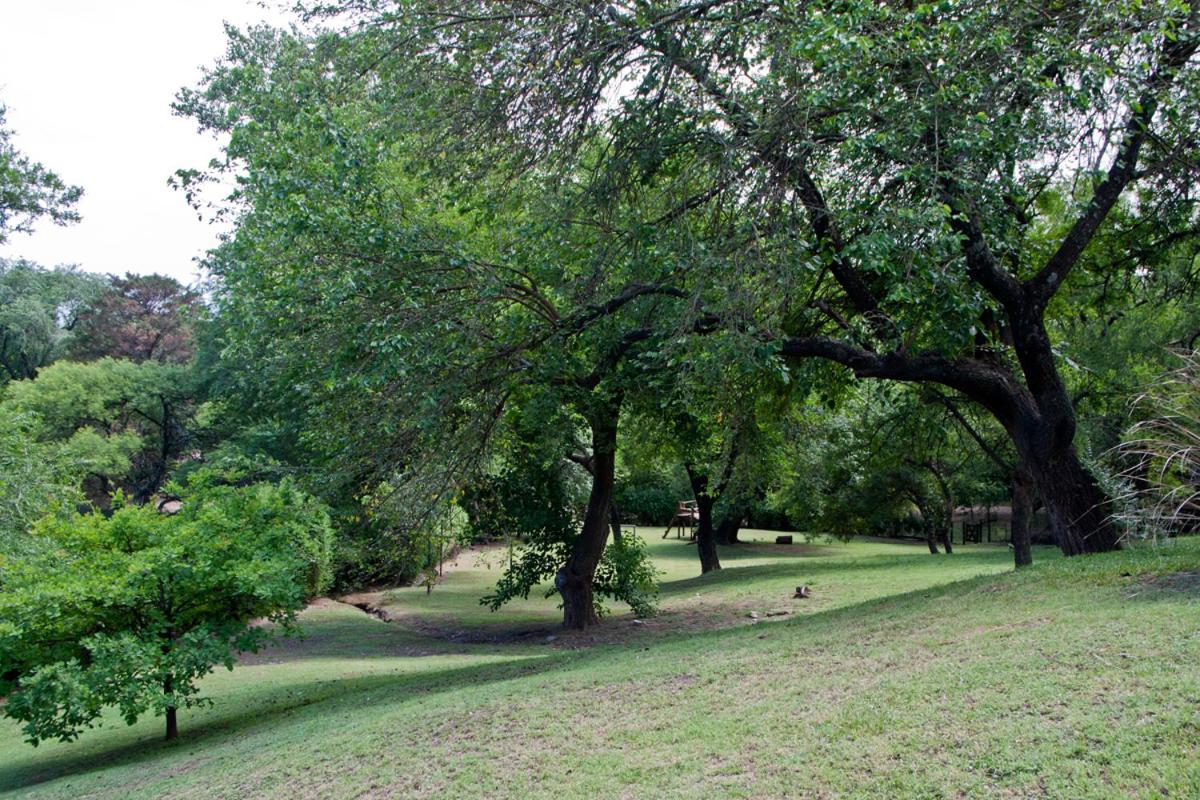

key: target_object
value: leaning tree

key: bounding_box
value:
[319,0,1200,556]
[176,25,720,627]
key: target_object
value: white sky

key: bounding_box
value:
[0,0,290,285]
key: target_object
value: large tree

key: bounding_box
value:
[175,25,704,627]
[319,0,1200,556]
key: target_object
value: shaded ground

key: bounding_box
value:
[3,533,1199,799]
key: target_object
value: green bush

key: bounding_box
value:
[0,478,333,744]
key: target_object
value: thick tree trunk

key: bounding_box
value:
[1013,422,1120,555]
[1011,467,1035,568]
[925,523,940,554]
[939,525,953,554]
[686,467,722,573]
[1006,305,1121,555]
[556,405,619,629]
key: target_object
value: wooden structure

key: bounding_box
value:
[663,500,699,539]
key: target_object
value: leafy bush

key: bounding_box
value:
[0,478,333,744]
[615,467,689,525]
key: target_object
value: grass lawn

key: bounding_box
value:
[2,530,1198,799]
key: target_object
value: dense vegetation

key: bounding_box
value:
[1,1,1198,795]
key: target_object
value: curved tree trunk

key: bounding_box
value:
[1011,466,1035,568]
[556,404,619,629]
[925,523,940,555]
[686,466,722,573]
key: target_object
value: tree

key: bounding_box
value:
[0,103,82,243]
[0,478,333,744]
[0,259,105,382]
[69,273,203,364]
[0,358,197,504]
[174,24,707,627]
[324,0,1200,557]
[0,412,87,558]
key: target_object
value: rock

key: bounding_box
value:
[748,611,760,620]
[545,635,558,642]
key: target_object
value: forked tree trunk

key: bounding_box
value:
[686,467,722,574]
[925,524,940,555]
[1010,466,1035,568]
[556,405,619,629]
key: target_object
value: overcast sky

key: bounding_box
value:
[0,0,289,284]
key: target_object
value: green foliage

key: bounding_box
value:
[0,104,82,245]
[614,467,686,526]
[480,519,660,618]
[0,259,105,382]
[0,478,333,745]
[0,412,83,558]
[0,358,197,502]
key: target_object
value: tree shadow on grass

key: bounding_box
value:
[0,547,1093,796]
[0,650,566,794]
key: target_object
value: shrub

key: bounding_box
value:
[0,479,333,744]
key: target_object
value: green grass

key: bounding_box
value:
[3,531,1199,799]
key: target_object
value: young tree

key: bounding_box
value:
[324,0,1200,557]
[0,478,333,744]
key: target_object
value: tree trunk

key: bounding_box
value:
[1014,422,1120,555]
[608,502,624,546]
[1005,305,1121,555]
[925,523,940,554]
[556,405,619,629]
[1011,467,1035,568]
[686,467,721,573]
[939,525,953,554]
[163,675,178,741]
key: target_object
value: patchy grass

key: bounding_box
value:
[2,532,1199,799]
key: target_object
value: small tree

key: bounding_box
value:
[0,479,333,744]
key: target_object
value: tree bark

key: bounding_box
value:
[925,523,940,555]
[608,501,624,546]
[685,467,722,573]
[1011,466,1035,568]
[164,675,178,741]
[1009,402,1120,555]
[556,403,619,629]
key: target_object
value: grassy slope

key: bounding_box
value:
[2,531,1198,799]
